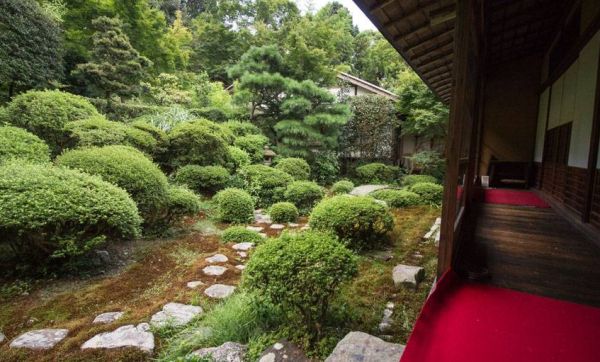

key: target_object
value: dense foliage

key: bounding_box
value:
[0,126,50,164]
[243,231,358,334]
[239,164,294,207]
[330,180,354,195]
[274,157,310,180]
[269,202,298,223]
[401,174,439,187]
[409,182,444,206]
[283,181,324,215]
[226,146,251,172]
[214,188,255,223]
[370,189,422,208]
[173,165,230,195]
[221,226,264,245]
[355,162,402,184]
[161,185,201,227]
[234,134,269,163]
[167,119,232,168]
[309,195,394,251]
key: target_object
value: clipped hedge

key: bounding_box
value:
[161,185,201,227]
[222,120,261,137]
[401,174,439,187]
[167,119,232,168]
[355,162,401,184]
[0,126,50,164]
[239,165,294,208]
[330,180,354,195]
[269,202,298,223]
[4,90,100,154]
[234,134,269,163]
[221,226,264,245]
[274,157,311,180]
[409,182,444,206]
[173,165,230,195]
[370,189,422,208]
[242,231,358,333]
[283,181,324,214]
[226,146,251,172]
[0,162,141,261]
[214,188,255,224]
[56,145,169,224]
[309,195,394,251]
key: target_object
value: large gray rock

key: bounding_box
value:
[259,339,310,362]
[325,331,404,362]
[81,323,154,352]
[392,264,425,289]
[203,265,228,276]
[350,185,389,196]
[10,329,69,350]
[150,303,203,327]
[193,341,247,362]
[204,284,236,299]
[93,311,124,324]
[205,254,228,263]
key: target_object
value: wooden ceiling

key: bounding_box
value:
[353,0,569,104]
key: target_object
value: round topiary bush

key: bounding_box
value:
[242,231,358,333]
[401,174,439,187]
[3,90,100,154]
[234,134,269,163]
[355,162,401,184]
[221,226,264,244]
[167,119,232,168]
[269,202,299,223]
[409,182,444,206]
[222,120,261,137]
[226,146,251,172]
[56,145,169,224]
[309,195,394,251]
[274,157,311,180]
[239,165,294,208]
[160,185,201,227]
[369,189,422,208]
[0,162,141,261]
[214,188,255,223]
[330,180,354,195]
[283,181,324,214]
[0,126,50,164]
[173,165,230,195]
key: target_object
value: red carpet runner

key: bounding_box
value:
[479,188,550,208]
[401,272,600,362]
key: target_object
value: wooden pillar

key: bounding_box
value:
[583,54,600,222]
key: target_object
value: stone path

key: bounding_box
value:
[232,242,254,251]
[0,331,5,344]
[150,303,203,327]
[193,341,247,361]
[81,323,154,353]
[259,339,310,362]
[205,253,228,263]
[9,329,69,350]
[204,284,236,299]
[378,302,395,333]
[93,311,124,324]
[325,331,405,362]
[392,264,425,289]
[350,184,389,196]
[203,265,228,276]
[187,280,205,289]
[423,217,441,244]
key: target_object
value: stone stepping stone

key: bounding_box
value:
[81,323,154,353]
[203,265,228,276]
[193,341,247,362]
[392,264,425,289]
[259,233,267,238]
[235,265,246,270]
[93,311,124,324]
[237,251,247,258]
[150,303,203,327]
[0,331,5,344]
[187,280,205,289]
[288,223,299,228]
[246,226,263,232]
[232,242,254,251]
[10,329,69,350]
[259,339,309,362]
[350,184,389,196]
[205,254,228,263]
[270,224,285,230]
[378,303,395,332]
[204,284,236,299]
[325,331,404,362]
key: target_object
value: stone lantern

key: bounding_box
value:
[263,146,276,166]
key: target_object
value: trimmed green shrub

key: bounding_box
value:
[269,202,298,223]
[370,189,422,208]
[309,195,394,250]
[283,181,324,214]
[0,126,50,164]
[167,119,232,168]
[227,146,251,172]
[221,226,264,244]
[214,188,255,223]
[222,120,261,137]
[161,185,201,227]
[234,134,269,163]
[330,180,354,195]
[409,182,444,206]
[130,120,169,159]
[355,162,401,184]
[242,231,358,334]
[56,145,169,224]
[401,174,439,187]
[275,157,310,180]
[4,90,100,154]
[311,151,340,186]
[173,165,230,195]
[0,162,141,261]
[239,165,294,208]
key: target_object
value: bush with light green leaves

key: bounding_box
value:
[0,126,50,164]
[160,185,201,227]
[234,134,269,163]
[330,180,354,195]
[173,165,230,195]
[239,164,294,208]
[214,188,255,224]
[227,146,251,172]
[274,157,310,180]
[222,120,262,137]
[0,162,141,261]
[269,202,298,223]
[370,189,422,208]
[167,119,232,168]
[355,162,402,184]
[221,226,264,245]
[409,182,444,206]
[401,174,439,187]
[283,180,324,214]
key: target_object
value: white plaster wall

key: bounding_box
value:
[534,88,550,162]
[548,74,564,129]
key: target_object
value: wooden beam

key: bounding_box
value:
[419,55,454,73]
[430,3,456,26]
[410,37,454,59]
[394,17,455,43]
[435,82,453,92]
[413,46,454,66]
[405,28,455,53]
[381,0,440,28]
[429,72,452,84]
[423,64,453,78]
[583,54,600,223]
[431,77,452,89]
[369,0,395,13]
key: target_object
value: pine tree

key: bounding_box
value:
[73,16,151,101]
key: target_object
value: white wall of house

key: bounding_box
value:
[534,88,550,162]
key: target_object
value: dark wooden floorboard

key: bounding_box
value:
[459,203,600,307]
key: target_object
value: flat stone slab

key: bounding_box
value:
[392,264,425,289]
[151,303,203,327]
[259,339,310,362]
[246,226,264,232]
[0,331,5,344]
[325,331,404,362]
[193,342,247,362]
[270,224,285,230]
[232,242,254,251]
[235,265,246,270]
[187,280,205,289]
[81,323,154,353]
[237,251,247,258]
[204,284,236,299]
[350,184,389,196]
[203,265,228,276]
[288,223,299,228]
[205,254,228,263]
[10,329,69,350]
[93,311,124,324]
